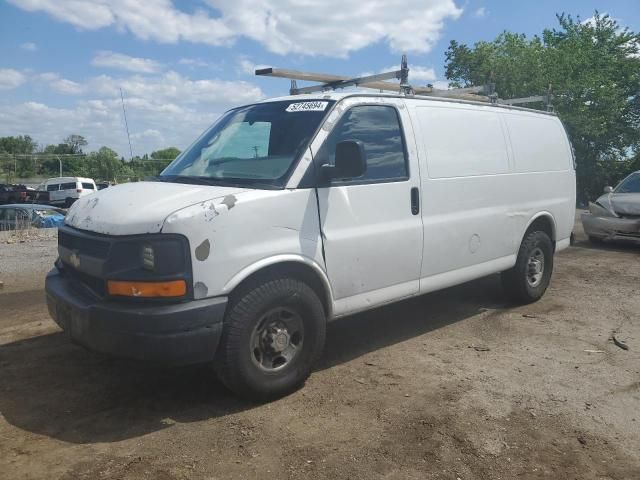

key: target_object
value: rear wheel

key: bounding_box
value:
[215,277,326,401]
[588,235,604,244]
[501,231,554,304]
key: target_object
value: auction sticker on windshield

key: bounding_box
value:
[286,101,329,112]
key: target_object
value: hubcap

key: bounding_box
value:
[526,247,545,287]
[250,307,304,372]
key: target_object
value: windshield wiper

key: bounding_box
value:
[150,175,280,190]
[152,175,223,186]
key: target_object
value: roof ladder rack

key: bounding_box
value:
[255,55,492,101]
[255,56,553,111]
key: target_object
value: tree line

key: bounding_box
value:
[0,134,180,184]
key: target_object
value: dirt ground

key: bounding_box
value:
[0,216,638,480]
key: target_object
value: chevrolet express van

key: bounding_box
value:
[46,93,576,399]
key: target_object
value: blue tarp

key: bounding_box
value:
[41,214,65,228]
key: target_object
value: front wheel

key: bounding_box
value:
[501,231,554,304]
[214,277,326,401]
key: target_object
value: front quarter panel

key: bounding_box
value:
[161,189,326,301]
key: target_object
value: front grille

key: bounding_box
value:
[59,229,110,259]
[62,263,106,296]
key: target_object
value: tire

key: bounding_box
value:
[215,277,326,401]
[588,235,604,244]
[501,230,554,304]
[64,197,75,208]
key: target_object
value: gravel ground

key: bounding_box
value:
[0,229,57,294]
[0,216,639,480]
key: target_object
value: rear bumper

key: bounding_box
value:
[581,213,640,240]
[46,267,227,365]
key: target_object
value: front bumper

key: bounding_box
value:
[46,267,227,365]
[581,212,640,240]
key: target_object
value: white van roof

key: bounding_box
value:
[260,91,557,117]
[45,177,96,184]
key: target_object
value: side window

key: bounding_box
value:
[318,105,408,182]
[46,184,59,192]
[3,208,16,221]
[60,182,76,190]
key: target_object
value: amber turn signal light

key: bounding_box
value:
[107,280,187,297]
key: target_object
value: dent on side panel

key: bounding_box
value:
[161,189,326,302]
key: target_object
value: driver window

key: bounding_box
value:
[316,105,408,183]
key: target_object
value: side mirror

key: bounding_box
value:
[322,140,366,180]
[604,186,613,193]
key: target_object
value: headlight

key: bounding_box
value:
[142,244,155,270]
[588,202,616,218]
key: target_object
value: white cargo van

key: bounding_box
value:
[44,176,97,207]
[46,93,575,399]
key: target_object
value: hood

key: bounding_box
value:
[610,193,640,216]
[65,181,246,235]
[595,192,640,217]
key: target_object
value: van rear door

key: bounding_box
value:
[315,103,423,316]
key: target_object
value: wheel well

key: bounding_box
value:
[229,262,331,317]
[525,215,555,244]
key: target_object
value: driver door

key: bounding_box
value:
[315,103,423,316]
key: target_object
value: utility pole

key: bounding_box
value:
[120,88,134,161]
[56,155,62,176]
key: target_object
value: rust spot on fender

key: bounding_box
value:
[221,195,237,210]
[195,239,210,261]
[194,282,208,299]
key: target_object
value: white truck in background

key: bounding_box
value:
[46,92,576,400]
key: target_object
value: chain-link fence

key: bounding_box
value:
[0,153,172,186]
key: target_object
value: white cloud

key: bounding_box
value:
[0,68,26,89]
[379,64,437,84]
[432,80,451,90]
[237,57,271,76]
[92,51,164,73]
[9,0,463,57]
[20,42,38,51]
[474,7,487,18]
[0,68,265,155]
[37,72,84,95]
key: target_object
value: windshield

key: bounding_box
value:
[161,100,334,188]
[615,172,640,194]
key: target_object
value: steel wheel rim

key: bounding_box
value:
[250,307,304,372]
[526,247,545,287]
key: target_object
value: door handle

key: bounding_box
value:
[410,187,420,215]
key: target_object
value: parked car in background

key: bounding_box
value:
[0,204,66,230]
[0,184,28,204]
[43,177,97,207]
[24,186,50,204]
[96,182,111,190]
[582,171,640,243]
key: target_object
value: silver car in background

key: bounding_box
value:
[582,171,640,243]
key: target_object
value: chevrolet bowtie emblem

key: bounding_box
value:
[69,251,81,269]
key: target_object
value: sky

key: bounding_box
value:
[0,0,638,157]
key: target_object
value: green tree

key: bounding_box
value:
[63,134,88,154]
[150,147,181,160]
[0,135,38,155]
[444,12,640,202]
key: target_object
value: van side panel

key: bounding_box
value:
[501,112,575,245]
[410,103,517,282]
